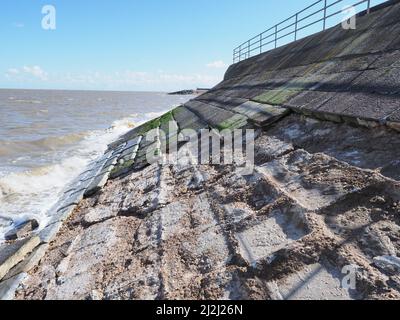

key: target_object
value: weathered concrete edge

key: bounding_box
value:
[280,103,400,132]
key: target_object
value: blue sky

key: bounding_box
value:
[0,0,386,91]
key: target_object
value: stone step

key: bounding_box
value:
[234,101,290,127]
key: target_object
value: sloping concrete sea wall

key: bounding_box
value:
[1,0,400,300]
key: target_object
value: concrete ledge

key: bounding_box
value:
[0,237,40,281]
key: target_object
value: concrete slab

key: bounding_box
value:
[3,244,49,281]
[119,144,140,161]
[350,68,400,95]
[337,23,399,56]
[234,101,290,126]
[271,263,356,300]
[185,100,243,129]
[369,50,400,69]
[84,167,114,197]
[39,221,63,244]
[316,55,377,74]
[52,205,76,224]
[58,188,86,209]
[235,211,308,264]
[285,91,336,111]
[313,71,363,92]
[173,107,207,131]
[0,237,40,281]
[198,97,248,111]
[253,89,301,106]
[338,92,400,121]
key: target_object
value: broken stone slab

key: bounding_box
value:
[5,219,39,241]
[0,236,40,281]
[373,256,400,275]
[0,272,27,300]
[3,244,49,281]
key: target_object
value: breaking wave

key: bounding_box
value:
[0,111,167,241]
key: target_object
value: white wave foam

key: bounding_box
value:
[0,110,167,242]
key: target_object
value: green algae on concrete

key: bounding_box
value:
[216,114,248,131]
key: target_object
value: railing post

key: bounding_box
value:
[248,40,251,59]
[260,34,262,54]
[274,25,278,48]
[367,0,371,14]
[294,13,298,41]
[323,0,327,30]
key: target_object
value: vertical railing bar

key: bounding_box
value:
[295,13,299,41]
[274,25,278,48]
[367,0,371,13]
[323,0,327,30]
[260,34,262,54]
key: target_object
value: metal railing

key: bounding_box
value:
[233,0,377,63]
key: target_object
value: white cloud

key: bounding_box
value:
[13,22,25,28]
[206,60,227,69]
[58,70,220,90]
[6,66,48,81]
[22,66,48,80]
[3,67,222,91]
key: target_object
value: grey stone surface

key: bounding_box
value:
[59,188,86,209]
[5,220,39,241]
[3,244,49,281]
[84,167,114,197]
